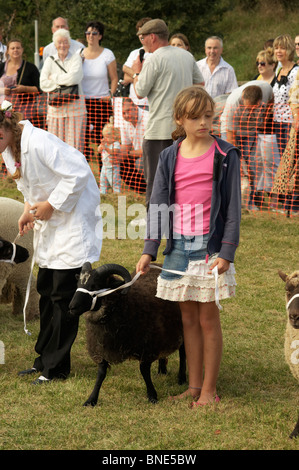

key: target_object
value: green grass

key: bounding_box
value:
[0,180,299,450]
[212,1,299,81]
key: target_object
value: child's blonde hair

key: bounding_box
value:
[172,86,215,140]
[0,107,23,179]
[102,116,121,142]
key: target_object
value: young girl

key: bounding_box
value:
[0,100,102,384]
[136,86,241,407]
[98,118,122,194]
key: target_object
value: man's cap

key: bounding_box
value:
[137,19,168,36]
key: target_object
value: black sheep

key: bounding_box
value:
[69,262,186,406]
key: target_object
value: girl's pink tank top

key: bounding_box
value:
[173,141,215,236]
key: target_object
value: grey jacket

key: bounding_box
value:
[143,135,241,263]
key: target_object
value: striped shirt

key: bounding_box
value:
[197,57,238,98]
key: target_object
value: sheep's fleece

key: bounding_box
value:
[0,197,39,320]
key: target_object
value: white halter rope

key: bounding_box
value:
[16,220,43,336]
[76,264,223,311]
[287,293,299,310]
[1,242,17,264]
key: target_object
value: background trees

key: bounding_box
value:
[0,0,298,81]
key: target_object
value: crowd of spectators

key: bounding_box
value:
[0,16,298,215]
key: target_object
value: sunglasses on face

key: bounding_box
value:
[295,43,299,46]
[256,61,266,66]
[85,31,99,36]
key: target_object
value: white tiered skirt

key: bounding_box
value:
[156,255,236,303]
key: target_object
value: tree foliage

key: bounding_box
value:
[0,0,227,64]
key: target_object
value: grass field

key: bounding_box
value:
[0,179,298,451]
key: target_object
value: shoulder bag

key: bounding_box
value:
[48,56,79,107]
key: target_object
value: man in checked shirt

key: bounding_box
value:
[197,36,238,98]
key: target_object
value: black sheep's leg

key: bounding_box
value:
[83,359,109,407]
[178,343,187,385]
[139,361,158,403]
[290,414,299,439]
[158,357,168,374]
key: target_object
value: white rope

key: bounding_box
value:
[21,220,43,336]
[76,271,142,309]
[287,293,299,310]
[1,242,17,265]
[76,263,223,311]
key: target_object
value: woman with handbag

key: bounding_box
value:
[0,38,40,125]
[40,28,86,153]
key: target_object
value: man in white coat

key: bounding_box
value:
[1,108,102,384]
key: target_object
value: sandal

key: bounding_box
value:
[169,386,201,401]
[189,394,220,409]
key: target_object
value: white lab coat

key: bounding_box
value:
[3,120,102,269]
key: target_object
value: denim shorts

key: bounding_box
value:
[160,233,209,281]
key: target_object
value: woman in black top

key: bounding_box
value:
[0,38,41,125]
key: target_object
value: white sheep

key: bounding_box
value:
[278,270,299,439]
[0,197,39,321]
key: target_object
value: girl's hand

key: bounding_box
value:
[208,257,230,275]
[136,254,152,275]
[30,201,54,221]
[18,211,35,236]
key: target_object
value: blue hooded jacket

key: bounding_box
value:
[143,135,241,263]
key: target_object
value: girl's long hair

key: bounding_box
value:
[172,86,215,140]
[0,109,23,179]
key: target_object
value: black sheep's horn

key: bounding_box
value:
[82,261,92,271]
[95,264,132,294]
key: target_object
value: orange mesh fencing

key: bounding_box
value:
[0,93,298,216]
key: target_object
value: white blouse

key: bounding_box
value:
[81,48,115,98]
[273,65,299,123]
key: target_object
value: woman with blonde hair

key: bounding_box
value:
[255,47,277,86]
[272,34,299,156]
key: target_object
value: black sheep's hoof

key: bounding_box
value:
[289,429,299,439]
[83,399,97,407]
[148,396,158,404]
